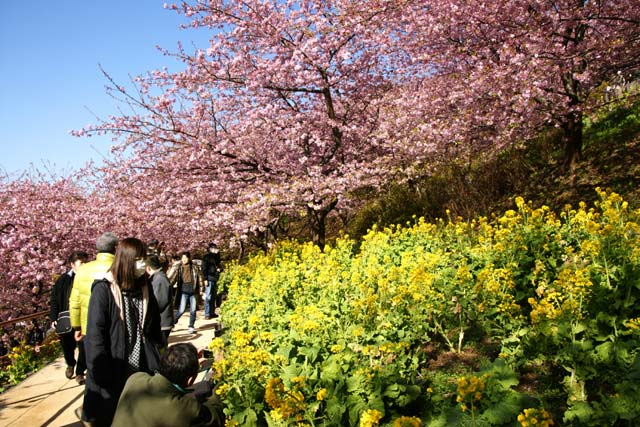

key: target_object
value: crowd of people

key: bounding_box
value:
[47,232,224,427]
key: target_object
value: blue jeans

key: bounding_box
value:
[175,292,196,328]
[204,279,218,317]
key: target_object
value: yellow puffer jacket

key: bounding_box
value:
[69,252,114,333]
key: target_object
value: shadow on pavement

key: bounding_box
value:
[40,388,83,426]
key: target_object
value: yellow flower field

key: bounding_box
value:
[212,190,640,426]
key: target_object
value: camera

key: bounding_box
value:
[202,349,214,359]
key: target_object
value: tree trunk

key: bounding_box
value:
[307,198,338,251]
[309,209,327,251]
[238,240,246,262]
[562,110,583,172]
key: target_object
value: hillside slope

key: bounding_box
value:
[347,102,640,240]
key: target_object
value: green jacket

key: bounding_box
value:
[69,252,114,333]
[112,372,223,427]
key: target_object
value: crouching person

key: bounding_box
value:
[112,343,224,427]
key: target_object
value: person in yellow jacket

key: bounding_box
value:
[69,232,118,378]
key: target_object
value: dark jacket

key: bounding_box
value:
[50,271,73,321]
[201,252,221,282]
[83,275,163,426]
[112,372,223,427]
[149,270,174,331]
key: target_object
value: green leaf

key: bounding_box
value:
[299,345,321,363]
[480,396,520,425]
[383,383,402,399]
[326,397,346,424]
[321,357,342,382]
[347,395,368,426]
[346,373,365,393]
[573,321,588,335]
[627,352,640,381]
[281,363,301,382]
[564,402,594,423]
[276,343,295,359]
[608,393,640,420]
[424,412,449,427]
[382,383,421,406]
[595,341,614,363]
[233,408,258,427]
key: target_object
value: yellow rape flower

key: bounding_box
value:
[359,409,383,427]
[265,377,284,408]
[392,416,422,427]
[517,408,554,427]
[330,344,344,353]
[215,384,230,397]
[457,374,488,406]
[625,317,640,332]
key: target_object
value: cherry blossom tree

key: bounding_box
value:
[76,0,640,252]
[1,0,638,333]
[388,0,640,170]
[0,174,95,332]
[76,1,420,250]
[0,169,168,335]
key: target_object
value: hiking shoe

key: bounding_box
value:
[76,374,86,385]
[65,365,74,379]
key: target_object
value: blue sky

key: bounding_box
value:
[0,1,209,178]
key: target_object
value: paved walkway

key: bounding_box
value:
[0,313,222,427]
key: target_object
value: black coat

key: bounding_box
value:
[49,271,73,321]
[149,270,174,330]
[202,252,221,281]
[83,277,162,426]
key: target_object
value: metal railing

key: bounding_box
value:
[0,310,49,329]
[0,310,50,368]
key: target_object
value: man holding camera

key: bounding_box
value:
[112,343,223,427]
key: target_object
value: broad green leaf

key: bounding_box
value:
[347,395,367,426]
[564,402,594,423]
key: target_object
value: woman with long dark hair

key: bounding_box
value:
[78,237,162,427]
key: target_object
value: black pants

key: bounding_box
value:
[162,329,171,348]
[60,332,86,375]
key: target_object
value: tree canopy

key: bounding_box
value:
[1,0,639,327]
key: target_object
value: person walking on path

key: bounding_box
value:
[78,237,163,427]
[146,254,174,348]
[69,232,118,345]
[167,255,182,309]
[171,252,203,335]
[111,343,224,427]
[201,243,222,320]
[147,238,169,271]
[49,250,89,383]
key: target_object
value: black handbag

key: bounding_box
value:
[55,310,73,335]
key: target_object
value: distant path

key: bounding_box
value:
[0,313,221,426]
